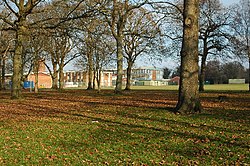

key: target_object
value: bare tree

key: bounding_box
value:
[198,0,231,91]
[44,28,77,90]
[102,0,151,94]
[175,0,202,114]
[0,0,46,98]
[0,0,101,98]
[73,16,115,91]
[123,7,162,90]
[0,30,14,90]
[230,0,250,91]
[27,29,47,93]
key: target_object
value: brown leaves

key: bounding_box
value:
[0,90,249,165]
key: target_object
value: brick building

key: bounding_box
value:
[27,61,52,88]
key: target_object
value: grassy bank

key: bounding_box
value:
[0,90,249,165]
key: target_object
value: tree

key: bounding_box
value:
[27,29,46,93]
[0,0,44,98]
[175,0,202,114]
[44,28,77,91]
[205,60,222,84]
[171,66,180,78]
[0,0,100,98]
[102,0,149,94]
[222,61,246,83]
[0,30,14,90]
[74,17,115,91]
[163,67,171,79]
[230,0,250,91]
[198,0,231,91]
[123,7,162,90]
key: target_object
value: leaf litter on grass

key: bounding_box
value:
[0,90,249,165]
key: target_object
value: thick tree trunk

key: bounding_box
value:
[175,0,202,114]
[115,36,124,94]
[125,60,133,90]
[52,62,58,89]
[11,24,26,99]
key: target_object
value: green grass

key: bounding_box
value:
[0,90,249,165]
[83,84,249,91]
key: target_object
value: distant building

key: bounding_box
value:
[228,79,245,84]
[4,66,165,89]
[131,66,163,81]
[27,60,52,88]
[105,67,164,86]
[4,60,52,89]
[64,70,113,87]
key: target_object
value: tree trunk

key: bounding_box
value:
[0,57,2,90]
[175,0,202,114]
[247,40,250,92]
[87,48,93,90]
[97,69,101,93]
[11,24,26,99]
[0,57,6,90]
[52,62,58,89]
[115,36,124,94]
[125,60,133,90]
[34,58,39,93]
[58,64,64,90]
[199,44,208,92]
[93,68,96,90]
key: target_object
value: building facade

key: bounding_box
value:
[4,66,164,89]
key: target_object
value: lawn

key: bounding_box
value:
[0,89,249,165]
[102,84,249,91]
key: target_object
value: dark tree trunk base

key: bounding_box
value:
[114,89,123,94]
[124,87,131,91]
[175,98,202,114]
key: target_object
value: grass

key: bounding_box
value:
[0,89,249,165]
[98,83,249,91]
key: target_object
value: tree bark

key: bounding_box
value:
[115,36,124,94]
[93,68,96,90]
[248,57,250,92]
[125,60,133,90]
[0,57,2,90]
[11,22,26,99]
[199,42,208,92]
[34,58,39,93]
[51,62,58,89]
[247,42,250,92]
[97,69,101,93]
[58,64,64,90]
[175,0,202,114]
[87,44,93,90]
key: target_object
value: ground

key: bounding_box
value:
[0,88,249,165]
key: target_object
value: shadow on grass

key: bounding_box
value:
[56,112,249,164]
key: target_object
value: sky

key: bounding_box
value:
[221,0,240,6]
[145,0,243,70]
[66,0,243,71]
